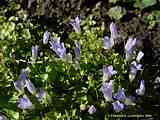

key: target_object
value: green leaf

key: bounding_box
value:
[142,0,156,8]
[108,6,126,20]
[134,0,156,8]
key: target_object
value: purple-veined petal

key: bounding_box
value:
[74,40,80,60]
[14,69,28,92]
[136,51,144,63]
[32,45,39,60]
[26,79,36,95]
[17,95,32,109]
[125,37,136,53]
[114,87,126,101]
[70,16,81,32]
[110,22,119,40]
[100,80,113,101]
[43,31,50,44]
[112,101,124,112]
[88,105,96,114]
[50,38,66,58]
[103,65,117,81]
[136,80,145,96]
[125,37,136,61]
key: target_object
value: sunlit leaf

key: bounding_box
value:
[108,6,126,20]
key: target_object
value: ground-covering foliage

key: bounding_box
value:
[0,0,160,119]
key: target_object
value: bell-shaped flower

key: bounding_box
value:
[125,37,136,61]
[74,40,80,60]
[103,65,117,81]
[14,69,28,92]
[136,51,144,63]
[112,101,124,112]
[114,87,126,101]
[136,80,145,96]
[49,37,66,58]
[100,80,113,101]
[129,61,142,82]
[19,69,28,81]
[26,79,36,95]
[35,88,48,102]
[43,31,50,44]
[17,95,32,110]
[110,22,119,40]
[70,16,81,32]
[125,37,136,53]
[32,45,39,61]
[88,105,96,114]
[103,36,112,49]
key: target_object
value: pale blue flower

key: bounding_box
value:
[129,61,142,82]
[17,95,32,109]
[26,79,36,95]
[49,37,66,58]
[70,16,81,32]
[43,31,50,44]
[110,22,119,40]
[19,69,28,81]
[112,101,124,112]
[125,37,136,53]
[14,79,26,92]
[136,51,144,63]
[14,69,28,92]
[114,87,126,101]
[125,37,136,61]
[103,36,111,49]
[32,45,39,60]
[74,40,80,60]
[88,105,96,114]
[136,80,145,96]
[103,65,117,81]
[100,80,113,101]
[35,88,47,102]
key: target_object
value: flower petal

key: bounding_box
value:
[88,105,96,114]
[70,16,81,32]
[112,101,124,112]
[74,40,80,60]
[17,95,32,109]
[103,36,111,49]
[136,51,144,62]
[114,87,126,101]
[26,79,36,95]
[110,22,119,40]
[43,31,50,44]
[136,80,145,96]
[32,45,39,60]
[100,80,113,101]
[50,38,66,58]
